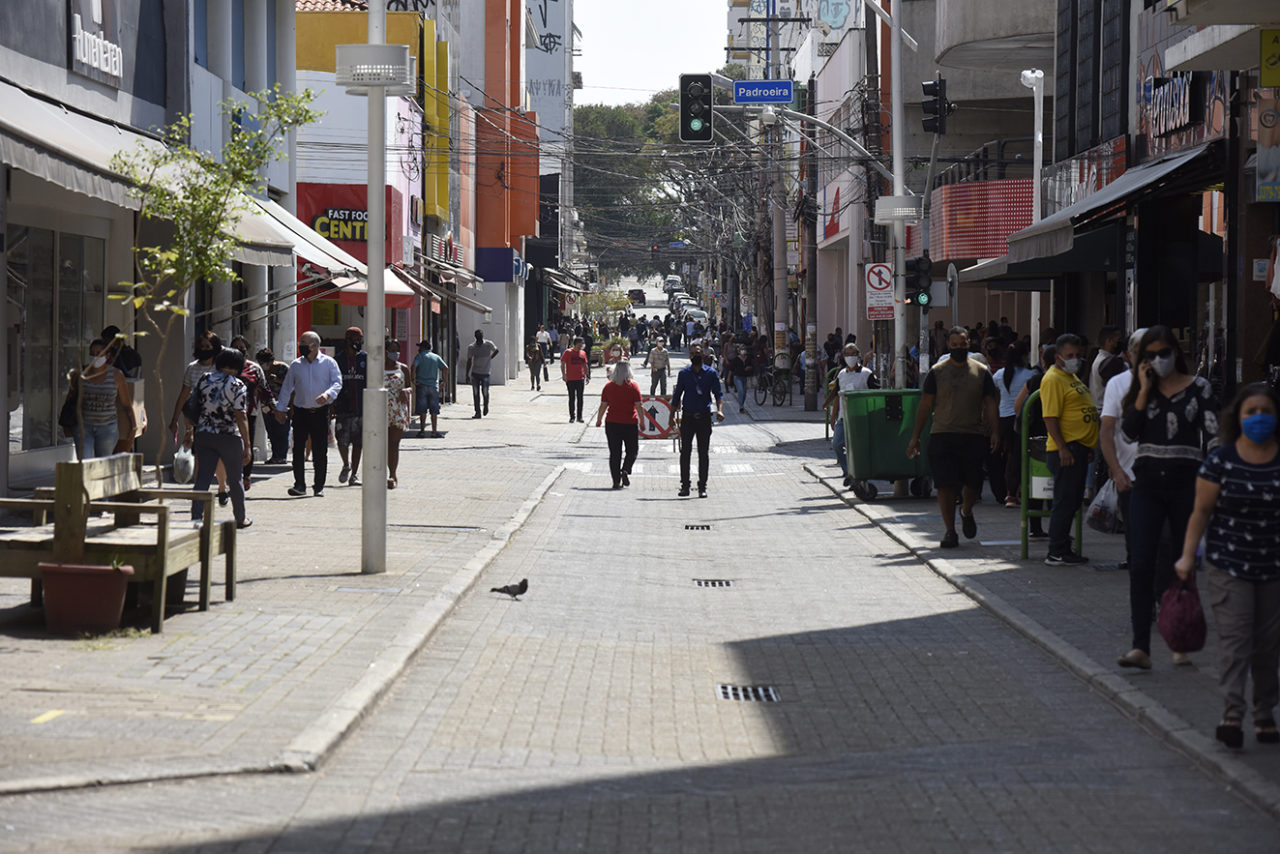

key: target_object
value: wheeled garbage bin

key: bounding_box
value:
[840,389,933,501]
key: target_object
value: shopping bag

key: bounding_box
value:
[172,445,195,484]
[1158,576,1206,654]
[1085,478,1123,534]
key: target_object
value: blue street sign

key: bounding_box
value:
[733,79,794,105]
[667,240,687,250]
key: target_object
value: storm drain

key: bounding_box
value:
[717,684,780,702]
[684,524,711,531]
[694,579,733,588]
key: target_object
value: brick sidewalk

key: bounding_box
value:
[806,460,1280,819]
[0,377,576,794]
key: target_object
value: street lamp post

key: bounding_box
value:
[335,0,413,574]
[1021,68,1044,357]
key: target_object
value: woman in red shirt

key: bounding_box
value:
[595,360,645,489]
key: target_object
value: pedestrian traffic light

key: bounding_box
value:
[906,253,933,309]
[921,77,954,135]
[679,73,714,143]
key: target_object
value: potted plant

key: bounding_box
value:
[39,556,135,636]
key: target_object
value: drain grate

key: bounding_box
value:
[717,684,780,702]
[684,524,711,531]
[694,579,733,588]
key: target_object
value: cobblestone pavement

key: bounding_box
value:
[1,359,1278,851]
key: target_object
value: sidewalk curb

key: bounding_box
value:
[804,464,1280,822]
[0,465,566,796]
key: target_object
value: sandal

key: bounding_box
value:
[1216,720,1244,749]
[1256,719,1279,744]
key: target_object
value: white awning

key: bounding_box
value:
[252,198,369,276]
[1007,145,1211,263]
[391,265,492,314]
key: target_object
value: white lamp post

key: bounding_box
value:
[1020,68,1044,356]
[335,0,414,574]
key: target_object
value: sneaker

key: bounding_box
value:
[1117,649,1152,670]
[217,491,229,507]
[287,485,307,497]
[940,530,959,548]
[678,485,691,497]
[339,465,350,484]
[698,487,707,498]
[472,414,483,419]
[577,417,585,423]
[313,488,325,497]
[620,471,630,487]
[960,512,977,539]
[1028,528,1048,539]
[1045,551,1089,566]
[348,474,361,487]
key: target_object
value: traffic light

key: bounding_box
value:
[679,73,714,143]
[921,77,954,135]
[906,253,933,309]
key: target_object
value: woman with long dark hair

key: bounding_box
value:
[1175,383,1280,748]
[1117,326,1218,669]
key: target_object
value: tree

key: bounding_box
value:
[110,86,320,466]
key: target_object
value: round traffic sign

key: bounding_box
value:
[866,263,893,291]
[637,396,674,439]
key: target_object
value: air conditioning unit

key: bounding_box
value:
[335,44,415,96]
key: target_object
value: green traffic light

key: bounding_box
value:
[917,291,931,306]
[689,118,704,132]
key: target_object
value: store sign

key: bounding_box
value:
[311,208,369,242]
[1043,136,1127,216]
[1257,94,1280,202]
[1149,74,1195,137]
[68,0,123,86]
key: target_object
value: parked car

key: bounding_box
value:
[627,288,646,305]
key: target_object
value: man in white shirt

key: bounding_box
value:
[275,330,343,497]
[1100,328,1144,569]
[829,344,878,485]
[1089,325,1125,405]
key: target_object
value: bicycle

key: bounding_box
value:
[771,368,791,406]
[753,367,773,405]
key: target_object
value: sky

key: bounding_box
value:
[572,0,728,107]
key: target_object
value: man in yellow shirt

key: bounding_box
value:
[1040,333,1099,565]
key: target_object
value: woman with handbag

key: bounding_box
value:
[1117,326,1219,670]
[74,338,136,459]
[1175,382,1280,749]
[184,348,253,529]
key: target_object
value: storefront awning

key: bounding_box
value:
[332,272,416,309]
[390,265,492,314]
[420,254,481,286]
[961,223,1124,284]
[1005,144,1211,263]
[542,268,587,294]
[252,198,368,276]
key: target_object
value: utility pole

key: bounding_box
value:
[890,0,907,392]
[803,74,819,411]
[770,8,788,363]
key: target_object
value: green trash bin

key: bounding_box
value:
[840,389,933,501]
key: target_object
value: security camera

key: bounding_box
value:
[759,107,778,126]
[817,20,832,37]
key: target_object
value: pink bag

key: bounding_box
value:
[1158,576,1206,654]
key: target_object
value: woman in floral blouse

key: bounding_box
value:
[184,348,254,529]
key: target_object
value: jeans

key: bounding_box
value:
[1209,569,1280,724]
[566,379,585,419]
[999,416,1019,500]
[650,372,667,396]
[192,432,246,523]
[832,417,848,476]
[265,411,290,461]
[679,411,713,488]
[291,405,330,491]
[470,372,491,415]
[76,421,118,460]
[604,422,639,486]
[1127,464,1197,653]
[1045,441,1089,557]
[733,375,748,409]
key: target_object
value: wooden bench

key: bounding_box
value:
[0,453,235,633]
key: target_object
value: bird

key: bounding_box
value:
[491,578,528,600]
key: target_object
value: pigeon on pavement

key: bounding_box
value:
[491,578,528,600]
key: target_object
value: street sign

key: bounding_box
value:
[667,240,687,250]
[865,262,896,321]
[638,396,674,440]
[732,79,794,105]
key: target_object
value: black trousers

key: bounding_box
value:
[265,410,290,461]
[679,411,713,488]
[604,422,639,486]
[566,379,585,419]
[291,405,331,491]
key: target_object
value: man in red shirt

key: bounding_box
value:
[594,361,646,488]
[561,336,591,423]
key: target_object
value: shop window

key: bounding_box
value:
[194,0,208,69]
[5,227,105,458]
[232,0,246,91]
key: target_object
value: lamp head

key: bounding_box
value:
[1020,69,1044,89]
[759,107,778,126]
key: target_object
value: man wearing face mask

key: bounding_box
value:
[1040,333,1099,565]
[829,344,879,486]
[907,326,1000,548]
[671,344,725,498]
[275,331,343,497]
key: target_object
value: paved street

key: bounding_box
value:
[1,352,1279,852]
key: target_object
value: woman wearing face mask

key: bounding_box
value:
[830,344,878,486]
[1117,326,1219,670]
[1175,383,1280,748]
[170,331,230,503]
[385,338,411,489]
[74,338,136,459]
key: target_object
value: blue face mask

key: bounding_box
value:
[1241,413,1278,444]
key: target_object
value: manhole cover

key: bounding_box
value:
[694,579,733,588]
[717,684,779,702]
[684,524,711,531]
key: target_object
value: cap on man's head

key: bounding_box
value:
[417,339,431,349]
[346,326,363,337]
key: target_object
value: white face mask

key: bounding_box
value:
[845,356,858,367]
[90,355,107,369]
[1152,354,1176,378]
[1060,357,1081,374]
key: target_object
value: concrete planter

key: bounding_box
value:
[38,562,135,636]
